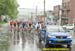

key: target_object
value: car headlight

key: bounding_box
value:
[52,36,56,38]
[48,35,52,38]
[48,35,56,38]
[67,36,72,38]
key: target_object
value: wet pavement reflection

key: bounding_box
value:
[0,24,10,51]
[8,30,75,51]
[0,24,75,51]
[9,30,40,51]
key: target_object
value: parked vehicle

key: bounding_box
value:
[62,24,74,30]
[38,25,72,48]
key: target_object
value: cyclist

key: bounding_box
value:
[28,22,33,33]
[35,22,41,30]
[12,20,17,33]
[15,20,21,41]
[16,20,20,32]
[21,21,27,32]
[21,21,27,40]
[10,20,17,43]
[9,20,13,32]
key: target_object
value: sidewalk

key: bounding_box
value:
[72,38,75,44]
[0,23,8,31]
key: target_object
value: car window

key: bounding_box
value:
[47,26,65,32]
[59,27,65,32]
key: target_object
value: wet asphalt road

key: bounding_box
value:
[8,29,75,51]
[0,24,75,51]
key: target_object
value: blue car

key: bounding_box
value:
[38,25,72,47]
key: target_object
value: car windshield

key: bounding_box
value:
[47,26,65,32]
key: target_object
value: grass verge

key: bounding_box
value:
[0,22,7,25]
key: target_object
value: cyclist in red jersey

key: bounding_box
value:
[16,20,20,32]
[9,20,13,32]
[12,21,17,32]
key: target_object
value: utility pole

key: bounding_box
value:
[44,0,46,24]
[36,6,37,17]
[59,7,62,25]
[31,12,33,21]
[44,0,45,17]
[74,0,75,37]
[36,6,38,22]
[58,5,62,25]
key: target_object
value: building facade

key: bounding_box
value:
[69,0,74,24]
[53,5,61,25]
[17,8,35,21]
[62,0,74,25]
[53,5,61,18]
[46,11,55,24]
[17,8,44,22]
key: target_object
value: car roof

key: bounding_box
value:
[46,25,63,29]
[46,25,62,27]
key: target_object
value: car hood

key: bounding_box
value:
[48,32,70,36]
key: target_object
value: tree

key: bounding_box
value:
[6,0,18,19]
[0,0,6,21]
[0,0,18,21]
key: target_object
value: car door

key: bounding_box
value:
[41,30,46,41]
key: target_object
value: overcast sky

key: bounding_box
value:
[17,0,62,11]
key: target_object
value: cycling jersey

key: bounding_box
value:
[29,24,32,27]
[9,21,13,31]
[17,21,20,27]
[22,22,26,28]
[13,22,17,27]
[10,21,13,25]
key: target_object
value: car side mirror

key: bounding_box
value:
[41,30,46,34]
[67,31,70,32]
[66,30,70,32]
